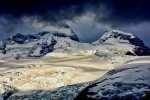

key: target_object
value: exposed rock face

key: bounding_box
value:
[53,32,79,42]
[12,33,28,44]
[134,46,150,56]
[40,36,57,55]
[75,61,150,100]
[0,41,6,50]
[93,30,150,56]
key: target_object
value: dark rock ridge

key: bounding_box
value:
[134,46,150,56]
[53,32,79,42]
[12,33,28,44]
[40,36,57,55]
[75,62,150,100]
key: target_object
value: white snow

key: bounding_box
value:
[101,30,135,39]
[80,56,150,99]
[92,30,136,45]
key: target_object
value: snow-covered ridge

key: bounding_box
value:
[0,24,80,60]
[93,30,143,46]
[93,30,150,56]
[0,28,150,60]
[75,57,150,100]
[11,24,79,44]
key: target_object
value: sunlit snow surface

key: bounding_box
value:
[75,57,150,100]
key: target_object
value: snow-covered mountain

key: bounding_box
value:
[0,27,149,60]
[93,30,150,56]
[0,24,83,60]
[75,57,150,100]
[93,30,141,45]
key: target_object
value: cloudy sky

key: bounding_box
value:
[0,0,150,46]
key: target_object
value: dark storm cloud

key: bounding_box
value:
[0,0,89,22]
[96,0,150,27]
[0,0,150,45]
[0,0,150,24]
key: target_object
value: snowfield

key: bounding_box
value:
[75,57,150,100]
[1,56,149,100]
[0,54,130,100]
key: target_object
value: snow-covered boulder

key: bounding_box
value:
[93,30,150,56]
[75,58,150,100]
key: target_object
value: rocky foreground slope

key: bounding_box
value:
[75,57,150,100]
[1,56,149,100]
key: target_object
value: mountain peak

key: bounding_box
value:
[93,30,150,56]
[0,24,80,60]
[103,30,136,39]
[93,30,144,46]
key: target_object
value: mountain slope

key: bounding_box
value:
[75,57,150,100]
[0,25,81,60]
[0,28,149,60]
[93,30,150,56]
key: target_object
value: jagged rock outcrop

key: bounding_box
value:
[134,46,150,56]
[93,30,150,56]
[12,33,28,44]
